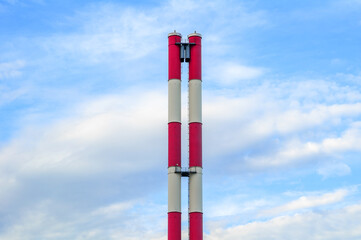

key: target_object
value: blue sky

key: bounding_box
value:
[0,0,361,239]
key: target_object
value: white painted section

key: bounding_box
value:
[168,166,181,212]
[189,79,202,123]
[187,32,202,38]
[189,167,203,213]
[168,31,182,37]
[168,79,181,123]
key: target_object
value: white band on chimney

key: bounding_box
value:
[168,79,182,123]
[189,79,202,123]
[189,167,203,213]
[168,166,182,212]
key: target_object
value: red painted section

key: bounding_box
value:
[168,35,181,80]
[189,212,203,240]
[188,35,202,81]
[189,122,202,167]
[168,122,181,167]
[168,212,181,240]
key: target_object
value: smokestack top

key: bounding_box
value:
[188,31,202,38]
[168,30,182,37]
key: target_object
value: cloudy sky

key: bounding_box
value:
[1,0,361,239]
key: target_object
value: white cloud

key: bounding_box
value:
[203,80,361,171]
[211,62,264,85]
[272,103,361,134]
[261,189,349,216]
[246,122,361,169]
[47,8,166,62]
[207,195,268,218]
[204,187,356,230]
[0,88,169,225]
[0,90,167,176]
[91,200,135,217]
[0,85,27,106]
[317,162,351,178]
[0,60,25,79]
[0,199,167,240]
[39,0,267,65]
[206,202,361,240]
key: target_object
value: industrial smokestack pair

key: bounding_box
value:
[168,31,203,240]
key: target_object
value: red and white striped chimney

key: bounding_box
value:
[168,31,202,240]
[168,31,182,240]
[188,32,203,240]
